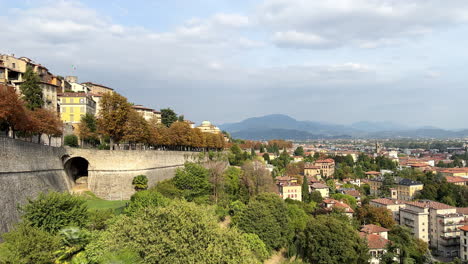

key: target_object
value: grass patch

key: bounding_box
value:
[0,243,9,262]
[78,191,128,214]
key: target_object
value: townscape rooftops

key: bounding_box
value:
[459,225,468,232]
[361,224,389,234]
[132,105,154,111]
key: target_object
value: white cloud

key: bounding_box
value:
[213,13,249,27]
[259,0,468,49]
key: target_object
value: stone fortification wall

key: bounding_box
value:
[0,138,202,235]
[65,148,202,200]
[0,137,72,234]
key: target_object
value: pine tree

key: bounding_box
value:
[20,66,43,110]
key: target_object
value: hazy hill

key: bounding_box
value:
[219,114,468,140]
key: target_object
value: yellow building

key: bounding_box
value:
[369,178,383,196]
[196,121,221,134]
[58,93,96,124]
[396,179,423,201]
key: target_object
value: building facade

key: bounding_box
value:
[58,93,96,124]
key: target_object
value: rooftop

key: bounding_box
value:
[82,82,114,90]
[404,200,454,210]
[315,158,335,163]
[359,233,390,249]
[361,224,389,234]
[311,183,328,189]
[398,178,423,186]
[370,198,404,206]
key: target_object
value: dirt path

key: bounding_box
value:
[264,249,286,264]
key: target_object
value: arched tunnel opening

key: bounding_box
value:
[64,157,89,189]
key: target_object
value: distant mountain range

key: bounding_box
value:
[219,114,468,140]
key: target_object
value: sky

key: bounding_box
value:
[1,0,468,129]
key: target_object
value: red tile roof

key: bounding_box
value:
[370,198,404,206]
[404,200,454,210]
[82,82,114,90]
[315,158,335,163]
[457,208,468,215]
[359,233,390,249]
[365,171,381,175]
[459,225,468,232]
[322,198,354,213]
[446,176,468,184]
[311,183,328,189]
[361,224,389,234]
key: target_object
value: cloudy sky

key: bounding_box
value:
[1,0,468,129]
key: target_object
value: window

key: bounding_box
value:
[62,107,66,113]
[80,107,84,113]
[12,63,15,68]
[70,114,74,122]
[70,98,74,103]
[70,107,74,113]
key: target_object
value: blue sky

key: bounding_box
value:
[1,0,468,129]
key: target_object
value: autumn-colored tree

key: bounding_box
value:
[240,161,276,198]
[30,108,63,145]
[191,128,205,149]
[97,92,131,150]
[123,109,150,149]
[0,85,30,138]
[168,121,193,150]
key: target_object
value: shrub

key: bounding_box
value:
[88,209,115,231]
[1,223,61,264]
[152,179,183,199]
[132,175,148,191]
[85,200,261,263]
[125,190,169,214]
[19,192,88,233]
[64,134,79,147]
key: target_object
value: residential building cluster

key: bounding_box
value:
[0,54,223,141]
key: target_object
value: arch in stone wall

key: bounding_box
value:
[63,157,89,185]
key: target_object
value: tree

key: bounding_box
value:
[97,92,131,150]
[387,225,428,263]
[30,108,63,145]
[234,193,292,251]
[205,161,228,203]
[84,200,261,264]
[123,109,150,148]
[172,163,212,201]
[0,84,30,138]
[1,223,61,264]
[262,153,271,163]
[355,205,396,229]
[299,215,369,264]
[64,134,79,147]
[240,161,276,198]
[19,192,88,233]
[302,175,310,203]
[78,113,99,146]
[223,166,243,203]
[132,175,148,191]
[160,108,178,127]
[20,66,43,110]
[54,227,90,263]
[260,145,265,153]
[294,146,304,157]
[168,121,193,150]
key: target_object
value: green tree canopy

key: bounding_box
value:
[20,66,43,110]
[299,215,369,264]
[19,192,88,233]
[172,163,212,201]
[84,200,261,264]
[160,108,178,127]
[293,146,305,157]
[234,193,292,251]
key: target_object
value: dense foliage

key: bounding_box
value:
[19,192,88,233]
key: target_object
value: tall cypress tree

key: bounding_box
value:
[20,66,43,110]
[302,175,310,203]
